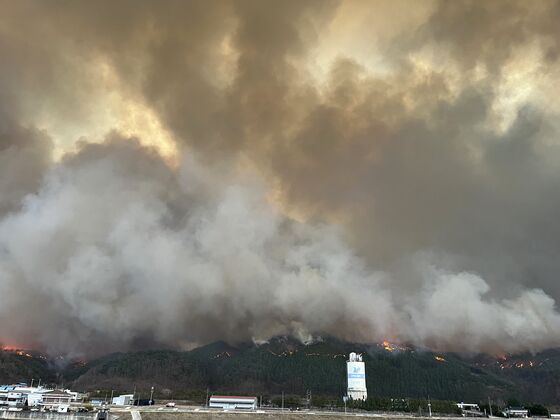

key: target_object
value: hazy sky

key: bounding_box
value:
[1,0,560,356]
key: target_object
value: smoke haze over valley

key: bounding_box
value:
[2,0,560,357]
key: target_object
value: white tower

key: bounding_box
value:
[347,352,367,400]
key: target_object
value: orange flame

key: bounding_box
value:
[382,340,409,352]
[1,344,33,357]
[1,344,20,351]
[383,340,394,352]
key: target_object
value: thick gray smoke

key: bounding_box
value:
[1,136,559,356]
[0,136,395,355]
[1,0,560,356]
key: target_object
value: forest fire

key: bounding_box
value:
[382,340,409,353]
[383,341,394,351]
[1,344,20,351]
[269,349,297,357]
[493,354,545,369]
[475,354,545,370]
[1,345,33,358]
[498,360,543,369]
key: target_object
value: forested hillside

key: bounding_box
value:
[0,350,55,385]
[62,338,517,402]
[3,338,560,405]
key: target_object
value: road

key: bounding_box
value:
[110,405,465,420]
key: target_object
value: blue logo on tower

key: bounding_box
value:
[348,365,365,379]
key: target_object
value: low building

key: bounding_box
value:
[0,384,85,409]
[457,403,480,411]
[42,390,74,406]
[0,392,27,409]
[0,387,9,407]
[132,399,153,406]
[26,392,45,407]
[209,396,257,410]
[0,386,28,409]
[503,407,529,418]
[15,386,51,407]
[457,402,484,417]
[112,394,134,406]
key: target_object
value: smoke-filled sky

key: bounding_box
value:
[2,0,560,357]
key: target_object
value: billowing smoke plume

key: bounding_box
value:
[2,135,559,357]
[1,0,560,356]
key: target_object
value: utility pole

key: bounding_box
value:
[488,397,493,417]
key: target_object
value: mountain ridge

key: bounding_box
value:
[2,338,559,404]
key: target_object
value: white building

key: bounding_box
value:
[503,407,529,418]
[112,394,134,405]
[41,390,75,406]
[13,385,51,407]
[209,396,257,410]
[0,388,10,407]
[347,352,367,400]
[26,392,45,407]
[0,384,84,410]
[457,403,483,416]
[0,392,26,409]
[457,403,480,411]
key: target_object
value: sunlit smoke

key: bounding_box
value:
[1,0,560,356]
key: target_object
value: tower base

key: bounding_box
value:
[347,390,367,400]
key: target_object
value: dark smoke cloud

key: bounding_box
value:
[0,121,52,215]
[1,0,560,356]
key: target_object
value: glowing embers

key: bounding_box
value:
[475,354,545,370]
[0,344,18,351]
[0,346,33,358]
[382,340,409,353]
